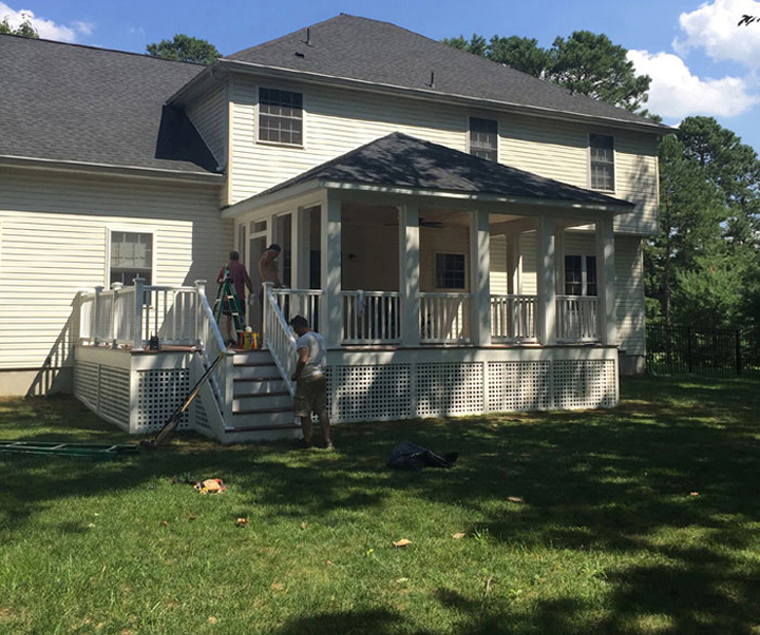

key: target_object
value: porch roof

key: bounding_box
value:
[224,132,635,217]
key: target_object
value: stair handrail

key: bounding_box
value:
[194,280,233,429]
[262,282,298,396]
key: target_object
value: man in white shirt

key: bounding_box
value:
[289,315,333,449]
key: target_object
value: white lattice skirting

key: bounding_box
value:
[327,358,618,422]
[74,348,195,434]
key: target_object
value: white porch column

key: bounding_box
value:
[595,216,617,346]
[507,233,522,294]
[320,193,342,348]
[399,204,420,347]
[554,226,565,295]
[535,217,557,345]
[294,206,311,290]
[470,209,491,346]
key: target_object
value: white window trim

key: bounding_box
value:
[255,85,306,149]
[467,115,499,163]
[434,251,468,291]
[588,132,616,193]
[564,253,597,296]
[105,226,157,288]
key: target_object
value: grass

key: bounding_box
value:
[1,376,760,635]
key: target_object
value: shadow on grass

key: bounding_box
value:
[2,375,760,633]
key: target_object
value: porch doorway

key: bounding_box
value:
[248,235,267,333]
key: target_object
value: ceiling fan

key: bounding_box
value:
[384,217,444,228]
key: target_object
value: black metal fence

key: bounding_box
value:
[646,325,760,375]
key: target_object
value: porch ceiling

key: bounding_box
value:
[224,132,635,218]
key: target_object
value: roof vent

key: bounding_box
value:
[303,27,312,46]
[295,51,305,58]
[427,71,435,88]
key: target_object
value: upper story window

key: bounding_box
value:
[564,255,597,296]
[469,117,498,162]
[590,134,614,191]
[259,88,303,146]
[110,231,153,286]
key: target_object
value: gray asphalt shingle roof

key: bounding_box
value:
[246,132,634,209]
[0,34,218,174]
[228,14,661,130]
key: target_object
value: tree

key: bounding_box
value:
[646,118,760,328]
[645,134,726,325]
[146,34,221,65]
[549,31,651,112]
[0,14,39,37]
[443,30,651,112]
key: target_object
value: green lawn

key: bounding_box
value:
[2,376,760,635]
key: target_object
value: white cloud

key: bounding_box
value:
[673,0,760,68]
[628,49,760,118]
[0,2,93,42]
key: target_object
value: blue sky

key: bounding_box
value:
[3,0,760,152]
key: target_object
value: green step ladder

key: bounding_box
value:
[0,441,140,460]
[213,266,247,338]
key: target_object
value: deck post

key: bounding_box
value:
[111,282,123,347]
[133,277,145,351]
[470,209,491,346]
[321,193,342,348]
[535,217,557,345]
[399,204,420,347]
[595,217,616,346]
[93,286,103,346]
[194,280,207,347]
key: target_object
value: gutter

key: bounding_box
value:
[0,155,225,185]
[222,177,634,219]
[209,58,670,136]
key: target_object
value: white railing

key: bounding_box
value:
[556,295,599,342]
[78,278,198,349]
[263,283,298,395]
[491,295,537,342]
[195,282,233,428]
[420,293,471,344]
[342,291,401,344]
[271,288,322,329]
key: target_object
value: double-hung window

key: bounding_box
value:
[259,88,303,146]
[469,117,498,162]
[564,255,597,296]
[435,253,466,290]
[590,134,614,191]
[110,231,153,285]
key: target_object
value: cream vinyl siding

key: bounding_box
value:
[0,168,230,370]
[186,83,228,169]
[225,77,659,236]
[227,77,467,204]
[498,113,659,235]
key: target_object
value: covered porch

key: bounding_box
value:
[226,133,631,352]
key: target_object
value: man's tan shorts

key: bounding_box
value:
[294,375,327,417]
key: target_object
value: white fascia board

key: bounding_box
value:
[319,180,635,215]
[221,179,323,218]
[0,155,224,185]
[219,59,671,136]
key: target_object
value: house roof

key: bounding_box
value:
[227,14,665,132]
[238,132,635,210]
[0,34,219,176]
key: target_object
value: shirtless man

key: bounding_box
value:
[257,244,283,306]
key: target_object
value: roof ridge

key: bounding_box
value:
[0,32,207,67]
[226,14,347,59]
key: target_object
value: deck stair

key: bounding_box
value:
[221,349,301,443]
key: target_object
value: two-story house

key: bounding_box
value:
[0,15,667,442]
